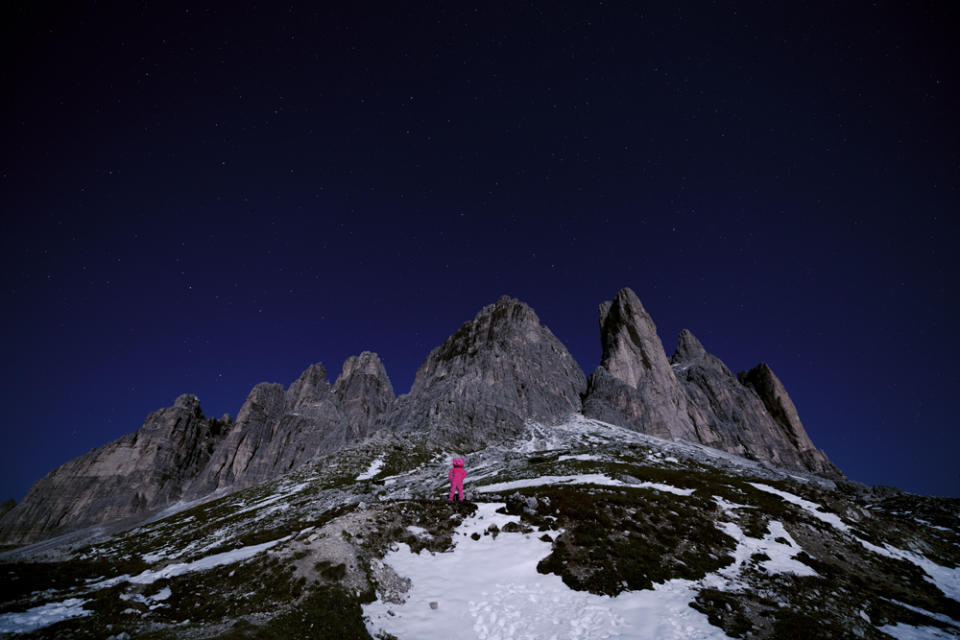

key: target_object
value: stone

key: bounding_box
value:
[0,498,15,520]
[384,295,586,450]
[0,396,230,544]
[671,330,841,477]
[582,288,698,441]
[190,356,396,495]
[334,352,396,442]
[738,363,841,477]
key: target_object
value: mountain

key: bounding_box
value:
[187,354,394,497]
[382,295,587,449]
[1,288,837,546]
[0,395,230,545]
[583,287,840,478]
[0,418,957,639]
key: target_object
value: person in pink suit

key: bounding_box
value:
[448,458,467,501]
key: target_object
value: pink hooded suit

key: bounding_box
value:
[448,458,466,501]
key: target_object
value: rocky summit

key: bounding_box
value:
[383,295,587,450]
[0,395,231,545]
[583,288,840,478]
[3,288,840,548]
[0,289,957,640]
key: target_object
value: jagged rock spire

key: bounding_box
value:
[583,288,698,441]
[385,295,586,449]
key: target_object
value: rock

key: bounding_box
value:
[582,288,698,441]
[429,601,438,610]
[670,330,840,476]
[738,363,842,478]
[334,352,396,441]
[384,295,586,450]
[188,382,287,495]
[191,357,396,495]
[0,498,15,519]
[582,289,840,478]
[0,396,231,544]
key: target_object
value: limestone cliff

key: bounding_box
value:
[384,295,587,450]
[582,288,699,441]
[0,395,230,545]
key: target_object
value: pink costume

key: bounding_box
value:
[448,458,467,501]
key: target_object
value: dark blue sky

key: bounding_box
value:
[1,2,957,500]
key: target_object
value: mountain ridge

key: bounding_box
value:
[1,288,842,546]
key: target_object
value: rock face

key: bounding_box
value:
[0,395,231,545]
[1,289,843,545]
[670,331,841,477]
[737,363,840,477]
[189,354,395,496]
[583,288,840,478]
[0,499,15,520]
[385,296,587,450]
[582,288,699,441]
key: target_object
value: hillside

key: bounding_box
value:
[1,417,957,639]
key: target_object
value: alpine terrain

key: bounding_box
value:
[0,289,957,639]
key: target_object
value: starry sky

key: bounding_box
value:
[1,2,957,501]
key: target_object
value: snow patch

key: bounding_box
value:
[364,502,729,639]
[557,453,603,462]
[0,598,91,634]
[357,455,386,481]
[747,483,850,531]
[877,623,959,639]
[96,536,290,588]
[476,474,694,496]
[858,539,960,603]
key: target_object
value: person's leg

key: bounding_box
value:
[449,483,455,501]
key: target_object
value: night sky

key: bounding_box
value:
[2,3,957,501]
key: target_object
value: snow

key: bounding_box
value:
[363,502,731,639]
[746,484,960,602]
[877,623,959,639]
[120,586,173,609]
[857,539,960,603]
[747,483,850,531]
[882,599,960,629]
[475,474,695,496]
[703,520,816,589]
[357,454,386,480]
[713,497,755,513]
[758,521,819,577]
[0,598,91,634]
[557,453,603,462]
[96,536,290,588]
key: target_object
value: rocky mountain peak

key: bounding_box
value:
[387,295,586,449]
[671,329,708,363]
[0,395,228,544]
[738,363,817,453]
[583,288,698,441]
[285,363,332,410]
[337,351,390,382]
[333,352,395,440]
[174,393,202,411]
[597,287,670,388]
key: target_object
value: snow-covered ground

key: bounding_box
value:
[475,474,694,496]
[363,502,730,640]
[0,598,90,635]
[748,483,960,603]
[357,454,386,480]
[95,536,290,589]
